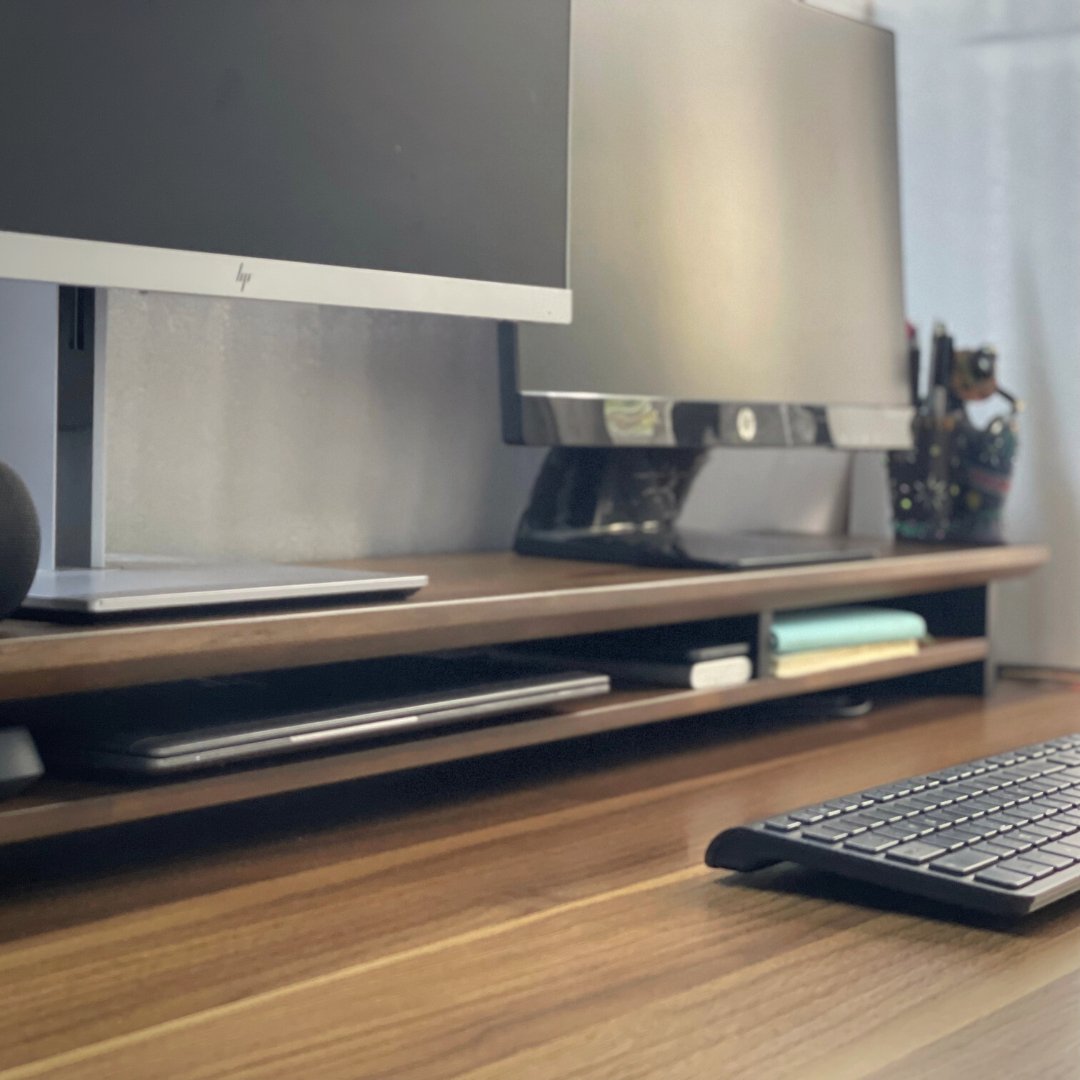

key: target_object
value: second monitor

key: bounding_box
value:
[502,0,913,570]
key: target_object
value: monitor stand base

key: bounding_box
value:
[514,447,882,571]
[22,561,428,618]
[514,527,882,571]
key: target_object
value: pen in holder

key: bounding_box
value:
[888,337,1020,544]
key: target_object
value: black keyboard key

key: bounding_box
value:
[844,832,901,854]
[876,822,922,842]
[800,823,849,843]
[931,829,970,852]
[832,813,876,832]
[1000,833,1034,853]
[977,840,1018,857]
[764,816,802,832]
[930,849,1000,876]
[1009,783,1046,800]
[975,814,1011,836]
[906,792,947,810]
[886,841,948,865]
[822,797,865,814]
[927,770,959,783]
[911,819,940,837]
[1041,840,1080,860]
[1032,776,1070,792]
[931,789,961,806]
[1014,761,1059,777]
[1011,762,1046,778]
[996,856,1056,879]
[870,782,913,800]
[950,781,988,797]
[1012,829,1056,847]
[1026,822,1067,840]
[987,834,1033,855]
[975,866,1035,889]
[1022,850,1073,871]
[1036,762,1067,775]
[1028,778,1068,794]
[1034,796,1074,811]
[947,825,989,843]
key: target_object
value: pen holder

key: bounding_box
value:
[888,402,1019,544]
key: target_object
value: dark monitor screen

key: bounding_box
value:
[0,0,571,320]
[504,0,912,446]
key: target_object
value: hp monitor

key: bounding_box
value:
[502,0,914,569]
[0,0,573,613]
[0,0,571,323]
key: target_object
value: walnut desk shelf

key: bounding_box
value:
[0,543,1047,847]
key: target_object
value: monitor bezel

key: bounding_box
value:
[0,229,573,324]
[499,325,913,450]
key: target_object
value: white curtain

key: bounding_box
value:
[875,0,1080,667]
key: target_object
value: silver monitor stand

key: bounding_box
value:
[3,286,427,617]
[24,561,427,616]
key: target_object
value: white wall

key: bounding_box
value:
[103,291,542,561]
[876,0,1080,665]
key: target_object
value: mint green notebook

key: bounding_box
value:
[770,606,928,654]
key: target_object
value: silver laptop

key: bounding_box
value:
[24,562,428,616]
[34,655,610,775]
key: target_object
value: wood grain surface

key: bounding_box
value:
[2,679,1080,1079]
[0,545,1047,700]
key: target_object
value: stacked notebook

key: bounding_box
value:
[768,606,927,678]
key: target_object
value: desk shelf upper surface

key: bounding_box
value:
[0,544,1048,701]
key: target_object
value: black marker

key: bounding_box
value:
[930,322,948,417]
[906,321,920,406]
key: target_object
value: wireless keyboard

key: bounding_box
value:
[706,734,1080,916]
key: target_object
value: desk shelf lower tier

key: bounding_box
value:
[0,636,988,845]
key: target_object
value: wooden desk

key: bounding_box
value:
[3,680,1080,1079]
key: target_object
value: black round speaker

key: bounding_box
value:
[0,462,40,618]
